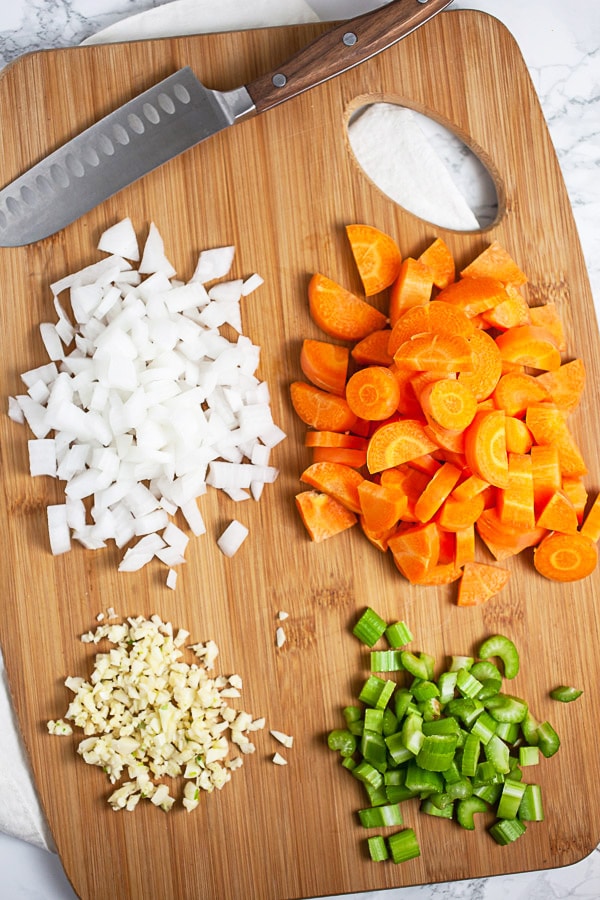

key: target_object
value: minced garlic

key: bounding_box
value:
[48,614,263,812]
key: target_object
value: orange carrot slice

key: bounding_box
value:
[460,240,527,286]
[438,492,486,532]
[464,410,509,488]
[418,237,455,289]
[536,358,586,413]
[300,461,365,514]
[389,258,433,325]
[351,329,394,366]
[414,462,462,523]
[311,446,368,467]
[358,480,407,533]
[346,224,402,296]
[533,531,598,581]
[419,379,477,432]
[393,333,474,374]
[436,276,508,317]
[300,339,349,396]
[388,522,440,582]
[504,416,533,454]
[308,273,387,341]
[481,285,530,330]
[561,477,588,523]
[497,452,535,530]
[366,420,438,474]
[451,474,490,502]
[454,524,476,567]
[457,328,502,401]
[388,300,475,355]
[529,303,567,350]
[412,563,463,586]
[476,508,547,560]
[290,381,357,432]
[295,491,357,542]
[492,371,550,417]
[305,431,368,450]
[495,324,561,371]
[525,404,587,477]
[536,490,579,535]
[457,562,511,606]
[530,444,562,509]
[345,365,401,421]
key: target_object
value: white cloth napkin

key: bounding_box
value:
[1,0,479,854]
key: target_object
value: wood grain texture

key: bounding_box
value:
[1,12,599,899]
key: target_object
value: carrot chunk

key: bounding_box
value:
[504,416,533,455]
[345,365,401,421]
[438,492,486,532]
[388,300,474,356]
[366,420,438,474]
[300,461,365,514]
[358,480,407,533]
[530,444,562,510]
[290,381,357,432]
[529,302,567,350]
[393,332,474,374]
[454,524,476,567]
[525,404,587,477]
[536,358,586,413]
[561,477,588,523]
[476,508,547,560]
[492,371,550,417]
[497,453,535,530]
[351,329,394,366]
[495,324,561,371]
[300,338,349,396]
[533,531,598,582]
[295,491,357,542]
[457,328,502,401]
[580,491,600,542]
[457,562,511,606]
[464,410,509,488]
[418,237,455,289]
[308,273,387,341]
[460,240,527,286]
[346,224,402,296]
[436,276,508,317]
[388,522,440,583]
[414,462,462,523]
[305,431,368,450]
[311,446,368,467]
[536,491,579,535]
[389,258,433,325]
[419,379,477,432]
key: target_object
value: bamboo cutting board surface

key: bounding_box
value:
[1,11,599,899]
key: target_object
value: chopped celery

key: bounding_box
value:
[518,783,544,822]
[364,708,384,734]
[461,733,481,778]
[400,651,430,681]
[327,729,356,757]
[484,734,511,775]
[416,734,458,772]
[470,711,497,745]
[456,796,488,830]
[361,730,388,771]
[518,745,540,767]
[370,649,404,673]
[384,620,414,648]
[456,667,483,699]
[353,607,387,647]
[387,828,420,864]
[411,680,440,702]
[496,779,527,819]
[367,835,389,861]
[489,817,527,845]
[485,693,528,723]
[478,635,519,679]
[449,655,474,671]
[358,803,403,828]
[536,721,560,758]
[421,798,454,818]
[550,685,583,703]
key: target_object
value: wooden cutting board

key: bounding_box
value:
[1,11,599,899]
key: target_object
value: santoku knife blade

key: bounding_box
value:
[0,0,452,246]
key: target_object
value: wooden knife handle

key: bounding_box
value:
[245,0,454,113]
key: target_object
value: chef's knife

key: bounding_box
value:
[0,0,452,246]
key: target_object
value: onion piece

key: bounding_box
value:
[217,520,249,557]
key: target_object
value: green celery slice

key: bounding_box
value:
[518,783,544,822]
[387,828,421,864]
[489,817,527,844]
[370,649,404,673]
[353,607,387,647]
[358,803,403,828]
[417,734,458,772]
[478,635,520,679]
[536,721,561,757]
[550,685,583,703]
[384,620,414,648]
[497,779,527,819]
[367,835,389,861]
[327,729,357,757]
[456,796,488,830]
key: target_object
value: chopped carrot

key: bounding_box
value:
[358,480,407,533]
[418,237,455,289]
[481,284,530,330]
[497,452,535,530]
[414,462,462,523]
[495,324,561,371]
[423,419,465,454]
[412,563,463,586]
[388,522,440,583]
[438,492,486,532]
[381,466,430,522]
[351,329,394,366]
[492,371,550,417]
[536,358,586,413]
[504,416,533,454]
[525,404,587,477]
[308,273,387,341]
[436,276,508,317]
[561,476,588,523]
[530,444,562,510]
[389,258,433,325]
[295,490,357,542]
[533,531,598,582]
[346,224,402,295]
[460,240,527,286]
[536,490,579,535]
[290,381,357,432]
[454,524,476,567]
[359,516,398,552]
[388,364,422,417]
[580,491,600,542]
[464,410,509,488]
[311,446,368,467]
[300,338,349,396]
[407,453,442,476]
[345,365,401,421]
[457,562,510,606]
[300,461,364,514]
[529,303,567,351]
[419,379,477,432]
[457,328,502,401]
[393,332,474,374]
[366,419,438,474]
[451,474,490,502]
[476,508,547,560]
[305,431,368,450]
[388,300,475,356]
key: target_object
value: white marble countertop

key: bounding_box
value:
[0,1,599,898]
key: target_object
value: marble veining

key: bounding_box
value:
[0,1,599,899]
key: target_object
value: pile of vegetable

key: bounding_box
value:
[291,224,600,602]
[327,610,575,863]
[8,218,284,585]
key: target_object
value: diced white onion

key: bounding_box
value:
[217,520,249,557]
